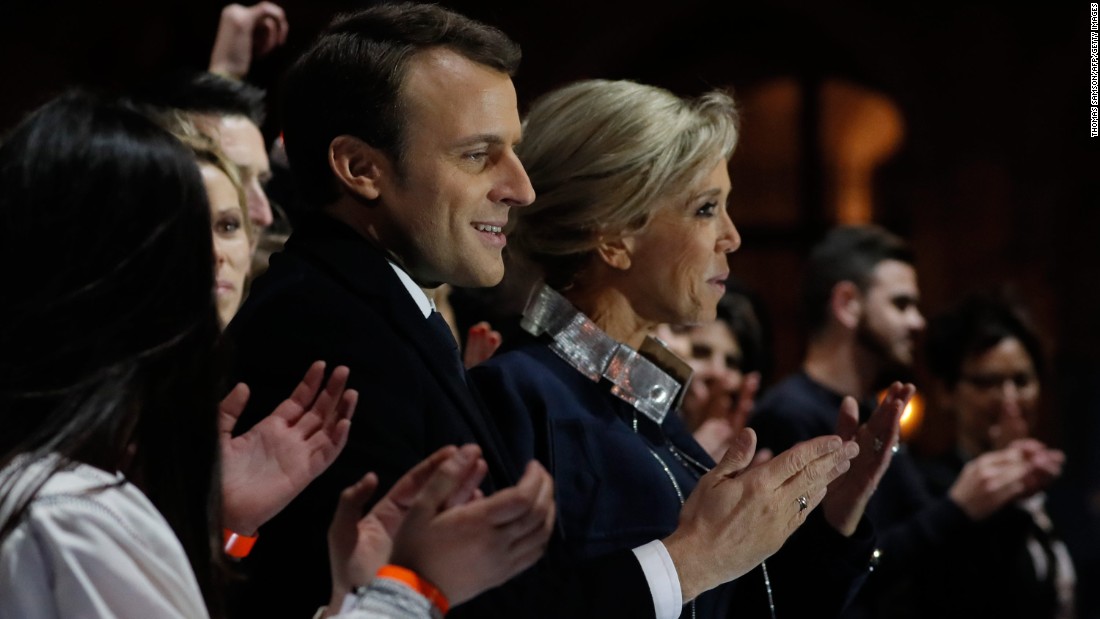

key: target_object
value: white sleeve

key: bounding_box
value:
[0,492,209,619]
[633,540,684,619]
[331,578,438,619]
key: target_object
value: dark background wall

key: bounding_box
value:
[3,0,1098,608]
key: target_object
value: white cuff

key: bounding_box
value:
[339,592,359,614]
[632,540,683,619]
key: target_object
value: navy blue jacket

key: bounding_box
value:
[750,371,972,619]
[226,216,654,619]
[473,344,877,619]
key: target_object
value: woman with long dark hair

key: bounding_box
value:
[0,91,551,619]
[0,91,236,616]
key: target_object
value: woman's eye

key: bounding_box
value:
[215,216,242,235]
[696,201,718,217]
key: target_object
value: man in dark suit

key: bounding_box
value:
[228,4,865,618]
[226,7,553,616]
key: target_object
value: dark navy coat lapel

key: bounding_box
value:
[290,215,518,487]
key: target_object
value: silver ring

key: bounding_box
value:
[873,438,884,453]
[797,495,808,512]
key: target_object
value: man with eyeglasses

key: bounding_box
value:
[917,291,1076,619]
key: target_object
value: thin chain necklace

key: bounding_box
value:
[635,413,696,619]
[525,288,776,619]
[632,413,777,619]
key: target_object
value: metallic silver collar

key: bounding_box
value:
[520,284,692,424]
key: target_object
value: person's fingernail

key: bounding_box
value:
[736,430,753,449]
[844,441,860,458]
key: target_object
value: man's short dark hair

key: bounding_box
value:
[140,71,267,126]
[802,224,915,335]
[281,2,521,209]
[926,290,1046,388]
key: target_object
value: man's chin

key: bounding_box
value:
[876,355,917,388]
[455,263,505,289]
[895,344,919,368]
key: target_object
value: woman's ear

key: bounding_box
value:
[328,135,388,201]
[596,235,635,271]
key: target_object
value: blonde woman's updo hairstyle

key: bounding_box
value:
[510,79,739,290]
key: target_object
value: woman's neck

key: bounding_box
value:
[563,282,656,350]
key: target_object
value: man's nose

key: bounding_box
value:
[248,181,274,228]
[490,151,536,207]
[997,380,1023,415]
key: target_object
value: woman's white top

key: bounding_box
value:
[0,457,210,619]
[0,456,433,619]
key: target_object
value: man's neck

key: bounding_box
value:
[802,333,878,400]
[326,198,440,288]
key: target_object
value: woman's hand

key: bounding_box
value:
[821,382,915,536]
[220,361,357,535]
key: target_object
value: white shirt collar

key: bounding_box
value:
[387,260,435,318]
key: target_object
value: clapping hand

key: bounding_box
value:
[664,428,858,602]
[328,446,555,611]
[821,382,915,535]
[220,361,357,535]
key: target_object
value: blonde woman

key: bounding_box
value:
[167,122,252,328]
[471,80,914,618]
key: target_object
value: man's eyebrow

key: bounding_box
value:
[451,134,505,148]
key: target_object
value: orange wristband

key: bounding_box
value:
[375,564,449,615]
[222,529,258,559]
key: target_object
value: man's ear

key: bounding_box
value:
[831,281,863,330]
[328,135,388,201]
[596,235,635,271]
